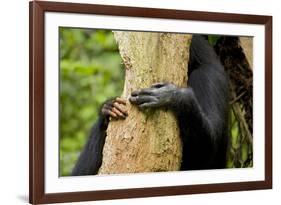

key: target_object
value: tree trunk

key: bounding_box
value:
[98,32,192,174]
[239,37,253,69]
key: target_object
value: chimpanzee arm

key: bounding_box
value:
[71,115,108,176]
[170,64,228,169]
[177,35,229,169]
[72,98,127,176]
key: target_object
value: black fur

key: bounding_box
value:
[72,35,229,175]
[71,107,108,176]
[176,35,229,169]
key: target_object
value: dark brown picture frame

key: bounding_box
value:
[29,1,272,204]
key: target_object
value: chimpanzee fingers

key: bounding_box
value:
[131,88,156,97]
[139,102,158,109]
[102,107,117,118]
[101,104,111,115]
[151,82,167,88]
[115,97,127,105]
[101,97,128,119]
[102,106,127,119]
[113,102,128,116]
[129,96,144,104]
[129,96,157,105]
[129,96,138,104]
[111,107,126,119]
[131,90,140,97]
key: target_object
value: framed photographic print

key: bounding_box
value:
[29,1,272,204]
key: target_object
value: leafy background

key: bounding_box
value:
[59,28,124,176]
[59,28,252,176]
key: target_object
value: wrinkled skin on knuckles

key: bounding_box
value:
[129,82,178,109]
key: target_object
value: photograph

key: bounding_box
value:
[29,1,272,204]
[59,28,254,177]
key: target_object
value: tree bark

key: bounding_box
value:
[98,32,192,174]
[239,37,253,69]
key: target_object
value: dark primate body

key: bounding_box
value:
[72,35,229,176]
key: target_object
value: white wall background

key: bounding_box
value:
[0,0,279,204]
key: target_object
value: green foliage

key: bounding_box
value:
[208,35,221,46]
[227,108,253,168]
[59,28,124,176]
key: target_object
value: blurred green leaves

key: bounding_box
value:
[227,107,253,168]
[208,35,221,46]
[59,28,124,176]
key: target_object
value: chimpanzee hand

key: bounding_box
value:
[129,83,178,109]
[101,97,128,120]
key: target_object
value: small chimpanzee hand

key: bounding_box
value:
[101,97,128,120]
[129,82,178,109]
